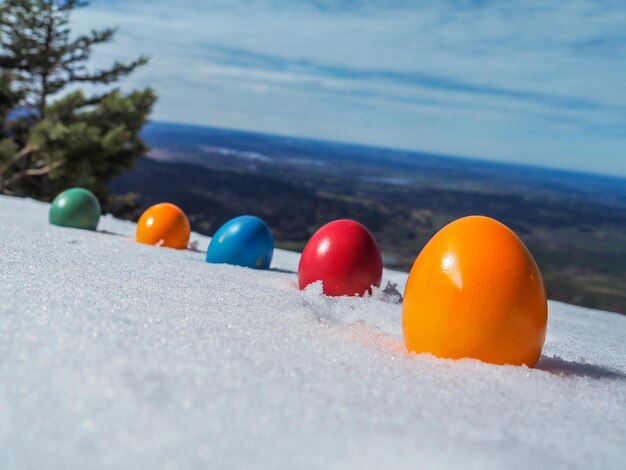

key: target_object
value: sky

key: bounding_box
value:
[73,0,626,176]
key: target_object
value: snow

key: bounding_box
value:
[0,195,624,470]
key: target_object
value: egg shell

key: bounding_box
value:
[49,188,101,231]
[135,203,190,249]
[206,215,274,269]
[402,215,547,367]
[298,219,383,296]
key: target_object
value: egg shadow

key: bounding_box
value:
[270,267,297,275]
[536,356,625,381]
[97,229,126,237]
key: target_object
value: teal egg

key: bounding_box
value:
[206,215,274,269]
[49,188,101,230]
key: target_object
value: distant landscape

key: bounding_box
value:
[111,122,626,315]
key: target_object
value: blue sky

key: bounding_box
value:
[74,0,626,176]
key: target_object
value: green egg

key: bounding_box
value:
[49,188,101,231]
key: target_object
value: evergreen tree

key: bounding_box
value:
[0,0,156,202]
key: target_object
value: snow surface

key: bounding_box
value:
[0,195,624,470]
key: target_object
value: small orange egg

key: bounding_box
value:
[135,203,190,249]
[402,216,547,367]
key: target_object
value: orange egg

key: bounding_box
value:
[402,216,547,367]
[135,203,190,249]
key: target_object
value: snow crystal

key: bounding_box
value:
[0,195,624,469]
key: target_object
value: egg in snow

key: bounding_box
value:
[135,203,190,250]
[402,215,547,367]
[206,215,274,269]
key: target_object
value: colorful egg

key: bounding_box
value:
[298,219,383,296]
[49,187,101,230]
[402,216,547,367]
[135,203,190,249]
[206,215,274,269]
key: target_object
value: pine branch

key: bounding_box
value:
[68,56,150,84]
[0,144,34,176]
[23,158,63,176]
[0,1,149,104]
[1,157,63,193]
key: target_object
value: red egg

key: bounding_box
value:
[298,219,383,296]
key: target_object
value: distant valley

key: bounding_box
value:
[110,122,626,314]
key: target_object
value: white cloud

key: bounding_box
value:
[71,0,626,175]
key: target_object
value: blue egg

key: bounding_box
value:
[206,215,274,269]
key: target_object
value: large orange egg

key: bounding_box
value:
[402,216,547,367]
[135,203,190,249]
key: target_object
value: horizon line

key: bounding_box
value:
[146,119,626,182]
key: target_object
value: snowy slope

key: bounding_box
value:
[0,195,624,470]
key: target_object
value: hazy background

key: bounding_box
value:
[75,0,626,176]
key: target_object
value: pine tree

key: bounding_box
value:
[0,0,156,202]
[0,0,148,118]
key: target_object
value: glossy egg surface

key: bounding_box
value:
[135,203,190,249]
[206,215,274,269]
[49,188,101,231]
[298,219,382,296]
[402,215,547,366]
